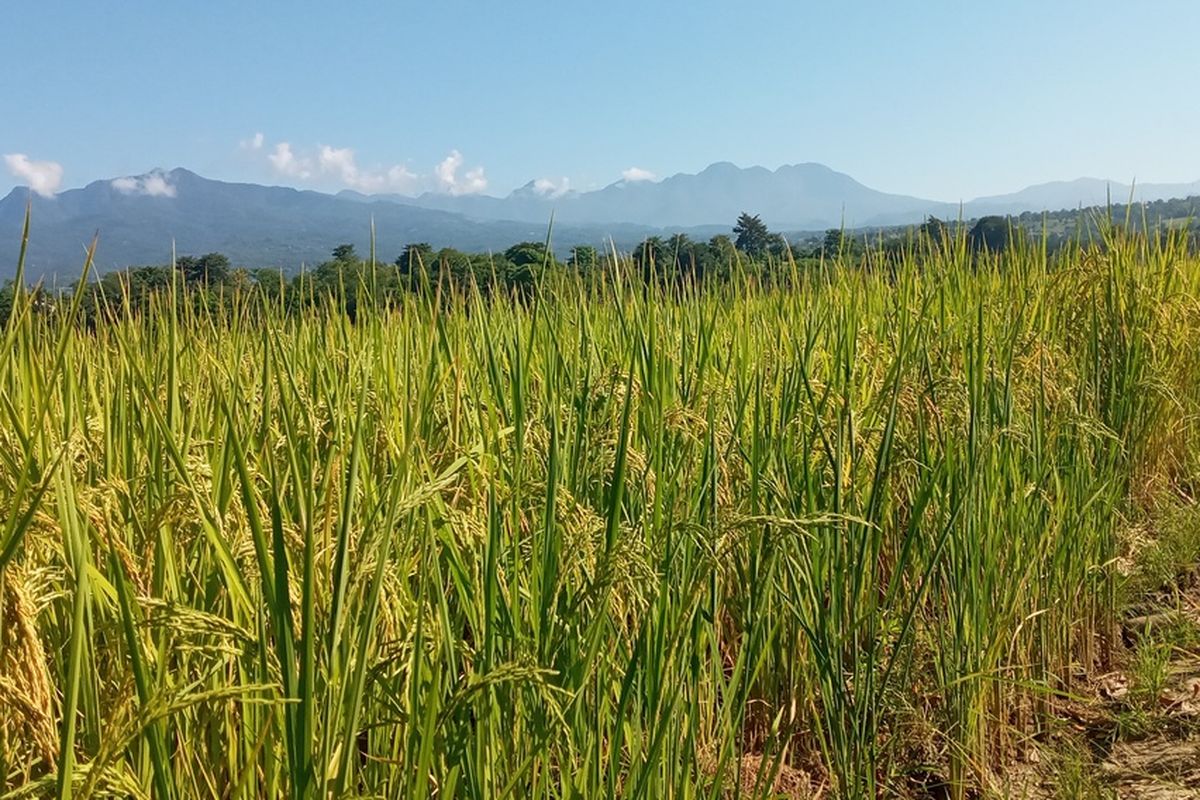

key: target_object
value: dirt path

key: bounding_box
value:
[1097,652,1200,799]
[1099,564,1200,800]
[1004,581,1200,799]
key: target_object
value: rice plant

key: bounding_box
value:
[1,215,1198,798]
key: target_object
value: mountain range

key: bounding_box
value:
[346,162,1200,230]
[4,163,1199,280]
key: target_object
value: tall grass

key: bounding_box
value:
[2,219,1198,799]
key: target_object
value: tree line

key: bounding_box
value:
[4,204,1197,326]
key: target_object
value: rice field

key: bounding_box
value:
[2,221,1199,799]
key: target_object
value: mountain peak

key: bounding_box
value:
[8,163,1200,283]
[509,179,541,197]
[776,162,837,174]
[1,185,33,205]
[167,167,200,181]
[699,161,740,174]
[103,167,184,198]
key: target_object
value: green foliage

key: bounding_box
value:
[568,244,598,271]
[632,236,664,275]
[1121,510,1200,603]
[4,218,1200,799]
[504,241,549,267]
[396,242,433,272]
[919,215,949,246]
[968,215,1013,252]
[1048,737,1118,800]
[664,233,699,277]
[0,281,15,327]
[176,252,231,284]
[708,233,736,261]
[822,228,849,256]
[733,211,771,255]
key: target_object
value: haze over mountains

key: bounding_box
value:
[4,162,1199,280]
[340,162,944,230]
[342,162,1200,230]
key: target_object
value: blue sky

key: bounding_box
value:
[3,0,1197,201]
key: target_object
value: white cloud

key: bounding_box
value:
[435,149,488,196]
[318,145,357,181]
[240,132,265,150]
[112,171,176,197]
[261,138,416,192]
[317,145,421,193]
[253,136,484,196]
[434,150,464,189]
[460,167,487,195]
[621,166,656,183]
[4,153,64,197]
[141,172,176,197]
[532,177,570,198]
[268,142,313,179]
[385,164,419,191]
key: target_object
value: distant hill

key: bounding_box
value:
[0,169,658,281]
[372,162,956,229]
[965,178,1200,217]
[5,163,1200,280]
[347,162,1200,230]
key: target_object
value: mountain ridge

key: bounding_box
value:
[5,163,1200,280]
[340,162,1200,229]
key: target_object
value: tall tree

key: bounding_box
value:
[504,241,549,268]
[968,216,1011,252]
[919,215,949,246]
[733,213,771,256]
[396,243,434,275]
[822,229,847,256]
[708,234,736,261]
[569,245,598,270]
[666,233,695,275]
[767,233,789,258]
[176,252,230,284]
[633,236,665,270]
